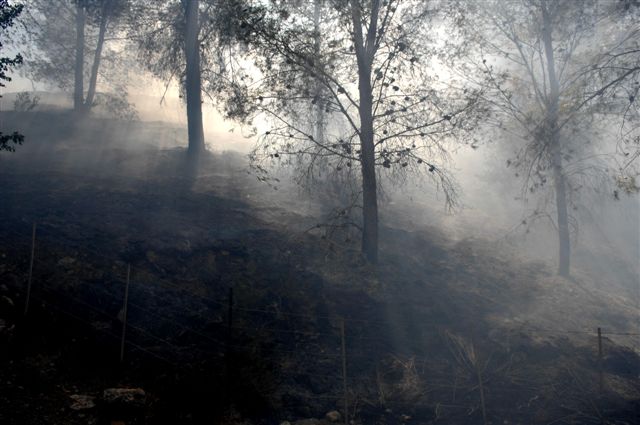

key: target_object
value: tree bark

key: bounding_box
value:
[551,144,571,276]
[351,0,380,263]
[359,87,379,263]
[74,2,86,112]
[542,4,571,277]
[313,0,325,144]
[184,0,205,155]
[85,0,112,111]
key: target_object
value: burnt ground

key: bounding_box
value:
[0,111,639,425]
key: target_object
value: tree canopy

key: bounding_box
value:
[222,0,486,262]
[1,0,25,152]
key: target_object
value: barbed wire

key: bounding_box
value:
[16,225,639,340]
[31,292,179,367]
[66,275,640,340]
[512,325,640,337]
[26,273,640,376]
[24,280,637,425]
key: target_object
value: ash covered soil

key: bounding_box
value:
[0,111,638,425]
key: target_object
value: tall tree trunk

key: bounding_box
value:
[358,87,378,263]
[542,5,571,277]
[73,2,86,112]
[184,0,205,155]
[313,0,325,144]
[551,144,571,276]
[85,0,112,111]
[351,0,380,263]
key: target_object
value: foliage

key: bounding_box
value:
[448,0,640,276]
[13,90,39,111]
[131,0,244,106]
[16,0,135,114]
[589,1,640,186]
[455,0,639,201]
[1,0,25,152]
[0,0,23,91]
[220,0,486,247]
[94,90,138,120]
[0,131,24,152]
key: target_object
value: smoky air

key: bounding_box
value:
[0,1,638,424]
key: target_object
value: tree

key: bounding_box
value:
[18,0,132,114]
[184,0,205,155]
[455,0,638,276]
[586,1,640,189]
[0,0,25,152]
[133,0,213,155]
[229,0,483,263]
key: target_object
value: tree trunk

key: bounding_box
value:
[184,0,205,155]
[313,0,325,144]
[85,0,112,111]
[73,2,86,112]
[552,145,571,276]
[359,90,379,263]
[542,5,571,277]
[351,0,380,263]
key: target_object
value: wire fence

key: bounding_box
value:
[7,224,640,424]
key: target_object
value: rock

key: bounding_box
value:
[69,394,96,410]
[292,419,322,425]
[58,257,77,267]
[102,388,146,407]
[325,411,341,422]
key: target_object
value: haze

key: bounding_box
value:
[0,1,638,424]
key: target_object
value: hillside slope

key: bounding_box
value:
[0,112,638,425]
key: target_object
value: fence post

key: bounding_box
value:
[597,327,603,393]
[476,361,488,425]
[340,318,348,425]
[23,223,37,316]
[225,286,234,409]
[227,286,234,343]
[120,264,131,363]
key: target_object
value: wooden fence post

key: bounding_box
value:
[23,223,37,316]
[340,318,348,425]
[120,264,131,363]
[597,327,603,393]
[225,286,234,408]
[227,286,234,343]
[476,361,488,425]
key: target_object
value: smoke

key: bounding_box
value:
[2,57,637,307]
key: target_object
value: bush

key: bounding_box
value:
[13,91,40,112]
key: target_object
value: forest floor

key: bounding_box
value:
[0,111,638,425]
